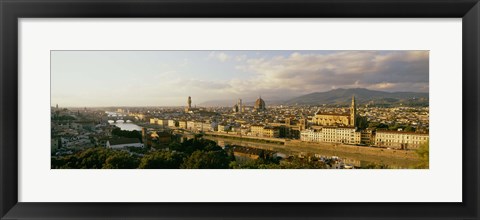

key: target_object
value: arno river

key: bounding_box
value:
[202,135,420,168]
[107,121,419,168]
[108,121,143,131]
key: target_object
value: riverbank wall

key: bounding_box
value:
[203,133,423,168]
[285,140,419,160]
[204,132,285,144]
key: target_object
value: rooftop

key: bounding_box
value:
[109,137,141,145]
[376,130,428,135]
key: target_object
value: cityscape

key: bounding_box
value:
[51,50,429,169]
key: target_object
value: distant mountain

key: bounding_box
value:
[199,88,428,107]
[284,88,429,106]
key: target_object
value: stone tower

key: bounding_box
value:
[238,98,243,113]
[141,127,147,144]
[299,118,307,130]
[350,95,356,127]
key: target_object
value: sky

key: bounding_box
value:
[51,50,429,107]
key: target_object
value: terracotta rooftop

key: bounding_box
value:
[376,130,428,135]
[315,112,350,116]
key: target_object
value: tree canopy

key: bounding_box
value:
[139,151,183,169]
[112,127,142,142]
[52,137,332,169]
[181,150,231,169]
[51,147,139,169]
[415,140,429,168]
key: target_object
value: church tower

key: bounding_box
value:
[185,96,193,113]
[238,98,243,113]
[350,95,356,127]
[141,128,147,144]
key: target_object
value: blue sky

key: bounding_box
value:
[51,50,429,107]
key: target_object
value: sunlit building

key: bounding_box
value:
[374,130,429,150]
[313,96,357,127]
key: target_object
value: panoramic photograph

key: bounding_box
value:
[51,50,429,169]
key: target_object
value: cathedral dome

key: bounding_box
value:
[254,97,266,110]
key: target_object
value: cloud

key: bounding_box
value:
[235,55,247,62]
[366,82,429,92]
[230,51,429,96]
[181,79,231,90]
[52,50,429,106]
[208,51,230,62]
[143,51,429,103]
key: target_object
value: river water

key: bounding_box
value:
[109,121,143,131]
[202,135,415,168]
[104,122,415,168]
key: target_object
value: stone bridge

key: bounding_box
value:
[105,115,137,123]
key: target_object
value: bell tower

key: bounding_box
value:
[350,95,356,127]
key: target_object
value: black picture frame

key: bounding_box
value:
[1,0,479,219]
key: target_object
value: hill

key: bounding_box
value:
[284,88,428,106]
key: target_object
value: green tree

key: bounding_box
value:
[104,151,140,169]
[230,155,325,169]
[76,147,112,168]
[53,147,143,169]
[181,150,230,169]
[256,151,280,165]
[415,141,429,168]
[280,157,327,169]
[229,161,240,169]
[168,142,182,151]
[388,124,402,131]
[404,126,416,132]
[139,151,183,169]
[126,146,149,154]
[230,159,260,169]
[112,127,142,142]
[362,162,389,169]
[51,157,67,168]
[356,116,369,130]
[257,163,283,169]
[52,115,76,121]
[369,122,388,130]
[177,138,221,154]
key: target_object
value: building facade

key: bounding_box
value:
[374,130,429,149]
[168,119,177,127]
[300,129,323,142]
[179,121,187,129]
[187,121,195,130]
[249,125,279,138]
[149,118,158,125]
[250,125,264,136]
[157,119,168,127]
[262,126,280,138]
[300,126,360,145]
[313,96,357,127]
